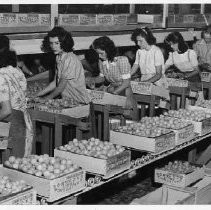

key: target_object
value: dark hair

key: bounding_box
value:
[164,31,188,54]
[41,26,74,53]
[131,27,156,45]
[0,35,17,68]
[201,24,211,39]
[85,48,99,64]
[92,36,117,62]
[0,50,17,68]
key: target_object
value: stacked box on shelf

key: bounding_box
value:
[140,116,195,146]
[154,161,204,188]
[110,123,175,154]
[166,109,211,136]
[54,138,131,179]
[2,155,86,202]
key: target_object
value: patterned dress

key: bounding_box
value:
[0,66,33,157]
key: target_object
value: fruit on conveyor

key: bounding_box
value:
[141,115,191,130]
[165,109,211,122]
[114,123,171,138]
[0,176,29,195]
[4,154,80,180]
[58,138,125,159]
[160,160,199,174]
[195,99,211,109]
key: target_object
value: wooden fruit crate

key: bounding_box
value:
[0,167,86,202]
[110,130,175,154]
[131,177,211,204]
[87,89,126,107]
[130,81,170,100]
[166,78,189,87]
[160,124,194,146]
[154,167,204,188]
[0,187,36,205]
[54,149,131,179]
[170,108,211,136]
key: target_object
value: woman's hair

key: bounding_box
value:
[41,26,74,53]
[85,48,99,64]
[0,35,17,68]
[92,36,117,62]
[131,27,156,45]
[164,31,189,54]
[0,50,17,68]
[201,24,211,39]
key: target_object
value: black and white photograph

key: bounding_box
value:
[0,0,211,206]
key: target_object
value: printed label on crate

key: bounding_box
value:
[0,13,17,26]
[59,14,80,25]
[106,151,130,173]
[88,90,105,102]
[131,81,152,95]
[155,170,184,184]
[52,170,84,194]
[155,132,175,153]
[113,14,127,25]
[201,72,211,82]
[40,14,50,26]
[97,14,113,25]
[202,117,211,135]
[183,15,194,23]
[79,14,96,25]
[166,78,189,87]
[178,124,194,141]
[18,14,39,25]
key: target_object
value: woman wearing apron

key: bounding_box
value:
[164,31,202,106]
[0,35,33,160]
[90,36,138,120]
[130,27,167,88]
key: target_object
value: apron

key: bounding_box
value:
[0,72,33,157]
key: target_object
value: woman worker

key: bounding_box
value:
[36,27,90,104]
[193,24,211,72]
[164,31,200,83]
[89,36,137,119]
[0,35,33,159]
[130,27,166,87]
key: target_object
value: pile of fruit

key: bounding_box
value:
[0,176,29,195]
[4,154,80,180]
[165,109,211,122]
[26,81,48,98]
[58,138,125,159]
[195,99,211,109]
[28,97,78,112]
[141,115,191,130]
[160,160,200,174]
[114,123,171,138]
